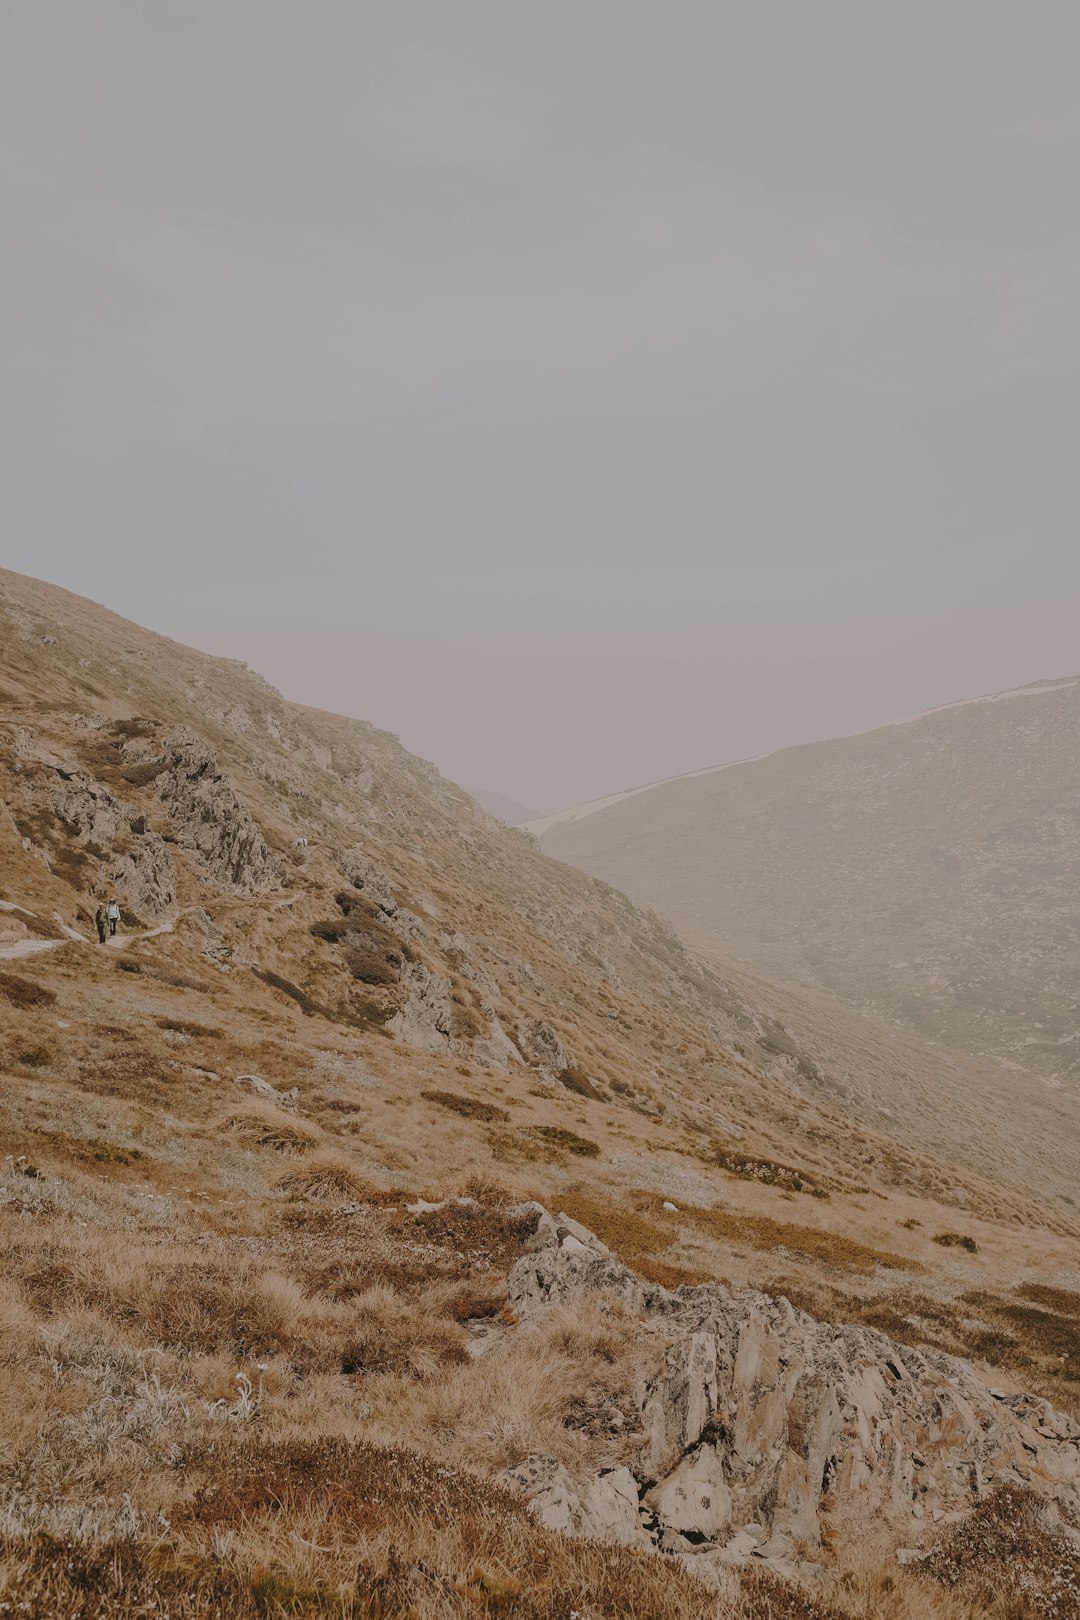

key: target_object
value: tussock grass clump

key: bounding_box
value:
[221,1102,321,1154]
[277,1151,376,1201]
[338,1286,470,1379]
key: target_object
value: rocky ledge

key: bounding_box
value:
[500,1209,1080,1582]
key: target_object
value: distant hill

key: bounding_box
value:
[470,787,542,826]
[538,679,1080,1080]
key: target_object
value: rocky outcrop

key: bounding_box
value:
[504,1212,1080,1578]
[499,1458,648,1547]
[49,770,176,917]
[515,1018,570,1077]
[153,732,284,893]
[389,958,453,1050]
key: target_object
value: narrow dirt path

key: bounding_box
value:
[0,893,300,962]
[0,902,177,962]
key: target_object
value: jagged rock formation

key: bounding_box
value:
[152,731,284,893]
[504,1211,1080,1579]
[515,1017,570,1077]
[46,768,176,917]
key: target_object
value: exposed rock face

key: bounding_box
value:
[389,958,453,1050]
[505,1212,1080,1575]
[499,1458,648,1547]
[515,1017,569,1076]
[153,732,284,893]
[49,771,176,917]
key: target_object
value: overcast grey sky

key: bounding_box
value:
[3,2,1079,810]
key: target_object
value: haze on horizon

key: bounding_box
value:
[3,1,1079,811]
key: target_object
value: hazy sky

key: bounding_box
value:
[3,2,1079,810]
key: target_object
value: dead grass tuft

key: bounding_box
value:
[221,1102,321,1154]
[277,1151,379,1201]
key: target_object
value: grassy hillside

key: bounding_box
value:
[3,569,1080,1618]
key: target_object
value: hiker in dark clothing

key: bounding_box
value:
[94,906,108,944]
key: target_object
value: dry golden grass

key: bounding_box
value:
[277,1151,384,1202]
[220,1100,322,1154]
[681,1203,925,1277]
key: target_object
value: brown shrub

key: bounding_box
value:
[441,1282,507,1322]
[421,1088,509,1124]
[394,1201,539,1273]
[1017,1282,1080,1317]
[528,1125,600,1159]
[933,1232,979,1253]
[0,970,57,1009]
[712,1140,835,1199]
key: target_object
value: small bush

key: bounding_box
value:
[14,1044,52,1069]
[933,1231,979,1253]
[528,1125,600,1158]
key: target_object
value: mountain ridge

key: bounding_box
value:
[539,673,1080,1084]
